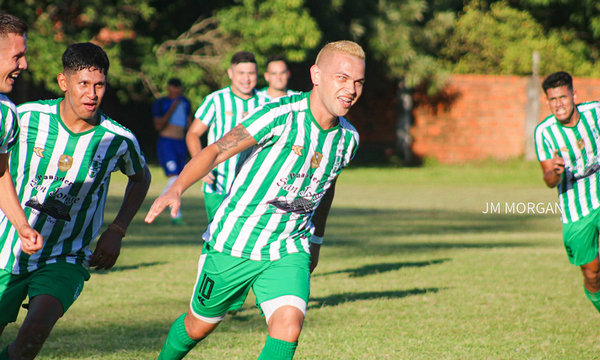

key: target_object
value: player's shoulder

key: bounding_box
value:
[0,94,17,114]
[262,91,308,114]
[577,101,600,113]
[99,112,138,140]
[534,114,557,135]
[17,98,61,115]
[338,116,359,136]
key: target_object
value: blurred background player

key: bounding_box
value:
[0,11,43,263]
[152,78,192,225]
[256,55,299,103]
[0,42,150,360]
[146,40,365,360]
[534,71,600,314]
[186,51,264,221]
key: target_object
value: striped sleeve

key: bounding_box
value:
[0,98,19,154]
[102,117,146,176]
[534,118,554,162]
[195,93,217,126]
[242,103,289,146]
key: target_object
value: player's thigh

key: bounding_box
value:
[28,262,90,315]
[563,212,599,266]
[253,251,311,323]
[189,243,266,322]
[0,269,30,326]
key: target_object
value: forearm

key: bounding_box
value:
[312,181,336,237]
[0,171,29,230]
[170,144,221,195]
[112,167,151,231]
[185,130,203,157]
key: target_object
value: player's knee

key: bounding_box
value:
[268,306,305,342]
[582,267,600,286]
[184,312,219,340]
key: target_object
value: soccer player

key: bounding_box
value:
[146,40,365,360]
[185,51,265,221]
[256,55,299,102]
[535,71,600,313]
[0,11,43,258]
[0,42,151,360]
[152,78,192,225]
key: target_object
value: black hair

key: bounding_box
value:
[0,11,28,37]
[168,78,182,87]
[542,71,573,94]
[62,42,110,75]
[266,54,287,66]
[230,51,256,65]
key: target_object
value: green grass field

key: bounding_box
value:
[2,161,598,359]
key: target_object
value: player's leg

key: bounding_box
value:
[158,242,258,359]
[157,137,183,223]
[0,270,30,359]
[5,263,88,360]
[563,210,600,312]
[254,252,311,360]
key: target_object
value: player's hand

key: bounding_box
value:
[202,172,215,185]
[309,243,321,274]
[145,190,181,224]
[169,98,181,111]
[552,149,565,175]
[89,229,122,270]
[18,225,43,255]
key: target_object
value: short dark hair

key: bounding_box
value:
[231,51,256,66]
[62,42,110,75]
[542,71,573,94]
[266,55,287,67]
[0,11,28,38]
[168,78,182,87]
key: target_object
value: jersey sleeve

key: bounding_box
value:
[151,98,164,118]
[195,94,216,127]
[534,125,553,162]
[0,100,20,154]
[117,136,147,176]
[241,104,286,147]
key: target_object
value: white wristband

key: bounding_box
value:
[310,235,323,244]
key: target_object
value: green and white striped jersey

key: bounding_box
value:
[0,99,146,274]
[0,94,19,154]
[256,87,301,103]
[195,86,267,195]
[203,92,359,261]
[535,101,600,223]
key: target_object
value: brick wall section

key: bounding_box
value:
[411,74,600,164]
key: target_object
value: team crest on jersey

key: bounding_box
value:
[89,158,102,178]
[292,145,304,156]
[577,138,585,150]
[58,155,73,171]
[33,147,45,158]
[593,128,600,140]
[311,152,323,168]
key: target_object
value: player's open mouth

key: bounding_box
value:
[8,72,19,83]
[83,103,97,111]
[338,96,353,107]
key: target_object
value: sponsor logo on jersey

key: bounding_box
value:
[292,145,304,156]
[58,155,73,171]
[33,147,45,158]
[241,111,249,118]
[225,111,234,116]
[311,152,323,168]
[25,196,71,221]
[577,138,585,150]
[89,159,102,178]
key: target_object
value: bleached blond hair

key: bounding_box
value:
[315,40,365,65]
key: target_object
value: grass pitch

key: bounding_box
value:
[2,161,598,359]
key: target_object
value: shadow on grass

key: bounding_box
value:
[308,287,442,309]
[93,261,167,274]
[315,259,450,278]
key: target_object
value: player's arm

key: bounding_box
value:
[0,154,43,255]
[90,165,151,270]
[185,117,215,184]
[309,178,337,274]
[146,124,257,223]
[540,149,564,188]
[153,98,180,132]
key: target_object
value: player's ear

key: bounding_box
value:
[310,65,320,86]
[227,67,234,80]
[57,73,68,92]
[573,90,577,101]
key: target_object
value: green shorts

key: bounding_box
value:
[190,242,311,324]
[203,192,227,222]
[0,262,90,326]
[562,207,600,266]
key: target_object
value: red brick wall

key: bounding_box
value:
[411,74,600,164]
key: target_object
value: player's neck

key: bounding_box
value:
[560,110,580,127]
[230,86,254,100]
[267,87,286,98]
[309,91,338,130]
[59,100,98,133]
